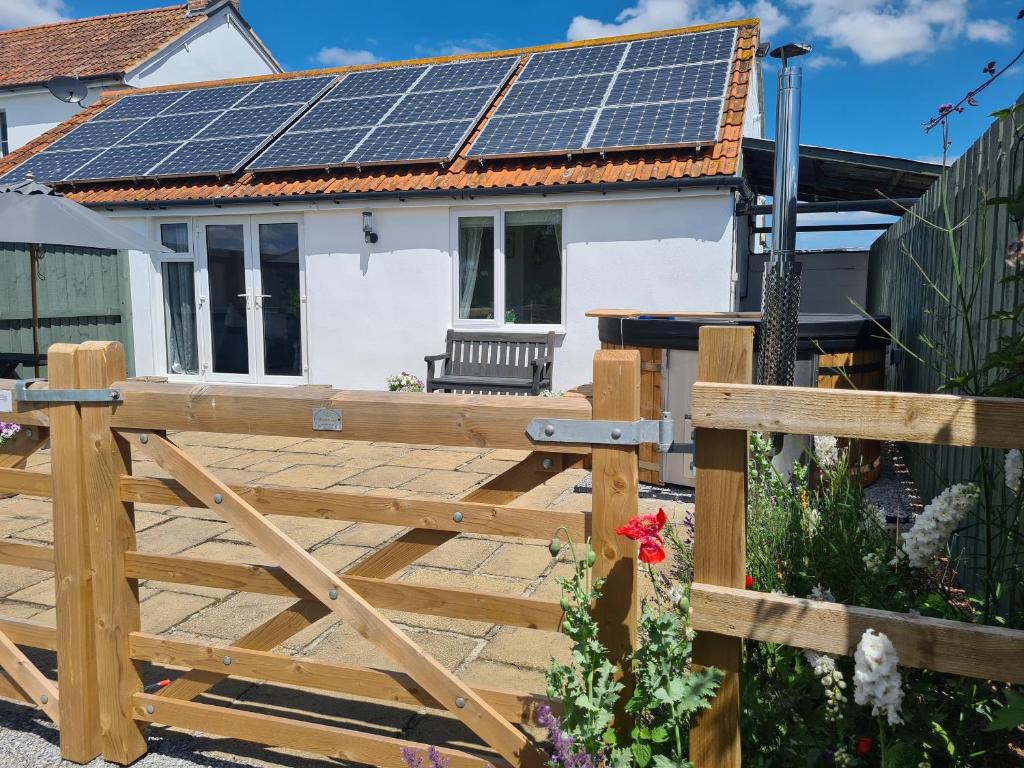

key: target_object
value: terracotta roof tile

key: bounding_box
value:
[0,4,208,89]
[0,19,759,205]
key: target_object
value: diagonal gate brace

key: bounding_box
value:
[130,430,545,768]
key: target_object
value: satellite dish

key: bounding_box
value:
[46,76,89,105]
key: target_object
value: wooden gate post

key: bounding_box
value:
[591,349,641,735]
[78,341,147,764]
[48,344,102,763]
[689,325,753,768]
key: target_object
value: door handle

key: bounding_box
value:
[255,294,271,309]
[236,292,252,309]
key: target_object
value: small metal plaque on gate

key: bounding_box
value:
[312,408,342,432]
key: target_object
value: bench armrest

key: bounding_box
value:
[424,352,450,389]
[530,355,553,393]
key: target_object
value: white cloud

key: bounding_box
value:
[966,19,1013,44]
[805,54,844,69]
[0,0,68,29]
[567,0,788,41]
[787,0,969,64]
[413,37,501,58]
[315,47,379,67]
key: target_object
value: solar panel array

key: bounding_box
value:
[0,27,741,184]
[248,57,519,171]
[468,27,736,158]
[0,76,336,183]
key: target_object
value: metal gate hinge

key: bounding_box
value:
[528,411,687,453]
[14,379,122,404]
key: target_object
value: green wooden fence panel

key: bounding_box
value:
[0,243,135,377]
[868,110,1021,591]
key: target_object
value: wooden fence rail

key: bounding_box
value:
[0,341,636,767]
[688,326,1024,768]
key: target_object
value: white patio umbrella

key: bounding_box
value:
[0,175,171,376]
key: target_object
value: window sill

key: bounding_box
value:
[452,323,565,335]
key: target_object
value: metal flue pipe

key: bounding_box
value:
[757,42,812,390]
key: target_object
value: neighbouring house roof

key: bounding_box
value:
[0,19,758,208]
[0,4,223,90]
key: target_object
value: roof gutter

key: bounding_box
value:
[81,175,746,211]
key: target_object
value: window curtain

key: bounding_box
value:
[162,262,198,374]
[459,219,487,318]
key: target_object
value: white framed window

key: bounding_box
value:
[156,221,201,376]
[451,207,564,330]
[0,111,9,157]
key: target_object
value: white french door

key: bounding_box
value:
[182,216,307,384]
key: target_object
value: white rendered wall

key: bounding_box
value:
[120,190,737,391]
[126,12,278,89]
[1,87,105,153]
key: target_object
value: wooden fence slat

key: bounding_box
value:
[130,632,551,725]
[47,344,101,762]
[133,693,505,768]
[692,382,1024,449]
[591,349,640,737]
[78,341,146,764]
[0,467,53,497]
[0,541,54,571]
[690,584,1024,683]
[0,627,59,724]
[0,669,33,705]
[123,551,564,630]
[0,617,57,651]
[689,326,753,768]
[133,431,545,768]
[118,475,588,541]
[108,381,591,452]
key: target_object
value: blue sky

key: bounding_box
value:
[4,0,1023,247]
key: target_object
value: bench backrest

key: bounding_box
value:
[445,330,554,379]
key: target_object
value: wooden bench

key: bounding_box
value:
[425,330,555,395]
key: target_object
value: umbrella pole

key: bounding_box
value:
[29,243,40,378]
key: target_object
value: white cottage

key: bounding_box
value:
[0,20,768,391]
[0,0,280,156]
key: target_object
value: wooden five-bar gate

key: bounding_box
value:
[0,330,1022,767]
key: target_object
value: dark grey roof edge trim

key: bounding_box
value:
[743,136,943,177]
[82,174,746,210]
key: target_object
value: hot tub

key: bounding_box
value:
[595,312,892,487]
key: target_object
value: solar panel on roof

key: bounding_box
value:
[248,128,367,170]
[606,60,730,105]
[0,74,338,183]
[519,42,628,81]
[150,136,267,176]
[350,120,476,164]
[494,74,612,116]
[587,100,722,150]
[388,87,495,123]
[161,84,255,114]
[468,28,736,159]
[236,76,336,107]
[47,118,147,150]
[246,56,518,172]
[68,142,180,181]
[327,67,428,99]
[93,91,187,121]
[469,110,597,156]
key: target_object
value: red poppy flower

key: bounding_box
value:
[855,738,873,757]
[745,575,754,589]
[615,508,667,564]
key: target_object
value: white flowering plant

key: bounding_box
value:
[384,372,424,392]
[0,422,20,448]
[742,433,1016,767]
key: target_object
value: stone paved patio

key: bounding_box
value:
[0,433,688,767]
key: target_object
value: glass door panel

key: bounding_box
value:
[161,261,199,375]
[256,223,302,378]
[205,224,250,376]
